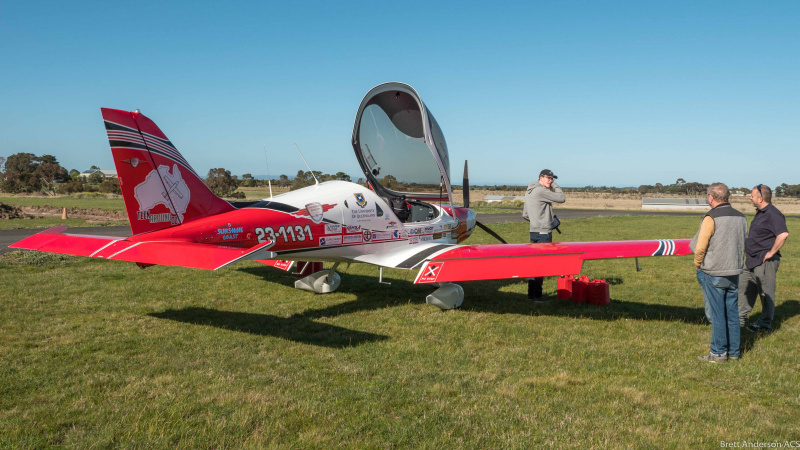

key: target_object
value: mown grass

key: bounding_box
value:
[0,195,126,211]
[0,217,125,230]
[2,215,799,447]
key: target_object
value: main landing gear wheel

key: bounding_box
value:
[426,283,464,310]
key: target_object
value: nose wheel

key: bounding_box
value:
[294,262,341,294]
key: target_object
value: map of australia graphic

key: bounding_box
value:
[134,164,191,222]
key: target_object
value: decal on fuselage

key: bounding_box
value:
[324,223,342,235]
[291,203,336,220]
[343,234,363,244]
[354,193,367,208]
[350,205,377,223]
[218,224,244,241]
[255,225,314,244]
[305,202,324,224]
[319,235,342,246]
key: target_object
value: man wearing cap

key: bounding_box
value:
[739,184,789,332]
[522,169,566,302]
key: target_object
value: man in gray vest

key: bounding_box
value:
[522,169,566,302]
[690,182,747,362]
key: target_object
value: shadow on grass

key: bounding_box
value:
[740,300,800,352]
[238,267,800,328]
[149,307,389,348]
[155,266,800,346]
[236,267,715,325]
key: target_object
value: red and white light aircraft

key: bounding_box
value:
[12,82,691,309]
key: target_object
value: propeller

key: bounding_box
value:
[476,221,508,244]
[462,160,508,244]
[463,160,470,208]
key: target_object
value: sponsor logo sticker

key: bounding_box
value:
[324,223,342,234]
[409,236,420,244]
[421,235,434,242]
[345,225,361,233]
[343,234,363,244]
[217,223,244,241]
[363,230,372,242]
[372,231,392,240]
[319,235,342,246]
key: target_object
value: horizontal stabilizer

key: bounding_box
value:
[11,226,275,271]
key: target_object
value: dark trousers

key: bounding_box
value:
[528,232,553,298]
[739,258,780,328]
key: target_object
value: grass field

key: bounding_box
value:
[0,195,126,211]
[2,216,799,447]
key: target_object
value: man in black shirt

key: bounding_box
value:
[739,184,789,332]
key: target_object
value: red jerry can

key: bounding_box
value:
[557,275,575,300]
[295,261,324,278]
[572,276,590,303]
[588,279,611,306]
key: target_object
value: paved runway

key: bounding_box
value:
[0,209,704,255]
[477,208,703,223]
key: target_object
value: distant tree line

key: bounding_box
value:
[3,153,800,199]
[0,153,119,195]
[203,169,354,197]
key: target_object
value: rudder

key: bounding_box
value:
[101,108,234,235]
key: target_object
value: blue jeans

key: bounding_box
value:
[528,232,552,298]
[697,270,740,357]
[696,270,713,323]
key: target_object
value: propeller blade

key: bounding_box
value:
[476,220,508,244]
[462,160,470,208]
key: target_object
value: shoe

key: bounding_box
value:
[698,353,728,363]
[747,324,773,333]
[530,296,553,304]
[729,355,740,361]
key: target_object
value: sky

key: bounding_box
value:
[1,1,798,188]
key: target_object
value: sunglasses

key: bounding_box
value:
[756,184,764,198]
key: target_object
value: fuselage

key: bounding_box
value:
[128,181,477,263]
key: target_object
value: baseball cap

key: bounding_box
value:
[539,169,557,179]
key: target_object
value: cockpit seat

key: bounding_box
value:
[389,195,411,222]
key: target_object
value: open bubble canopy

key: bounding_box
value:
[351,82,453,206]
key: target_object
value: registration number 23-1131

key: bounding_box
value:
[255,225,313,244]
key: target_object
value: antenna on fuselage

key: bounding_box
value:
[294,143,319,185]
[264,146,273,200]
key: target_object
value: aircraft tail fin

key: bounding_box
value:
[101,108,234,236]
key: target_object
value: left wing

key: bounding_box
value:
[11,226,275,270]
[413,239,690,284]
